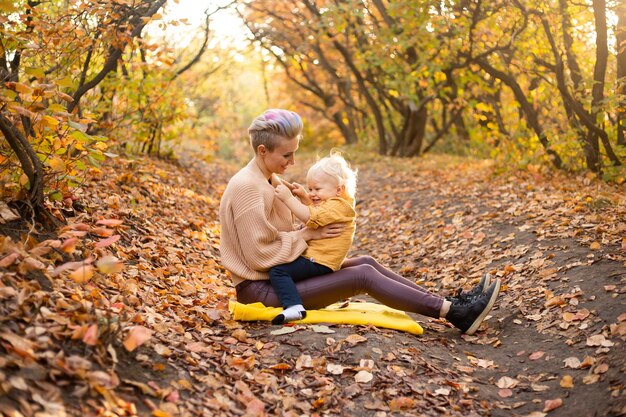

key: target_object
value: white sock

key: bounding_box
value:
[282,304,306,321]
[272,304,306,324]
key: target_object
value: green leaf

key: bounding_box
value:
[69,130,91,142]
[89,150,106,161]
[25,67,46,79]
[56,76,74,88]
[48,103,66,112]
[50,191,63,201]
[68,121,87,132]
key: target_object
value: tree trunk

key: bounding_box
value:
[617,0,626,146]
[477,58,564,169]
[0,113,49,223]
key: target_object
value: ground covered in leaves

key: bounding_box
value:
[0,153,624,417]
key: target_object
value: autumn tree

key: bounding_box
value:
[0,0,167,224]
[236,0,624,176]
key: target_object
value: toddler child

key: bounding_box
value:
[270,151,357,324]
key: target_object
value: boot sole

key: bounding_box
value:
[465,278,501,335]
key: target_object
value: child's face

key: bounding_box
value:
[307,171,341,205]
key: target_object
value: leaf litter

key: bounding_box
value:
[0,154,624,416]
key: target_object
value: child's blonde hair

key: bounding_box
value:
[307,150,357,199]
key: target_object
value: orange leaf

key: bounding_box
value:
[96,219,124,227]
[580,356,596,368]
[560,375,573,388]
[543,398,563,412]
[544,295,566,307]
[269,363,291,371]
[123,326,152,352]
[69,265,94,284]
[345,334,367,345]
[91,227,114,237]
[82,324,99,346]
[60,237,78,254]
[389,397,415,411]
[94,235,121,248]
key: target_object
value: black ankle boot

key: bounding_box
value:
[446,278,500,335]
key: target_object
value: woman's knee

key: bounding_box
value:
[353,255,377,266]
[350,264,378,282]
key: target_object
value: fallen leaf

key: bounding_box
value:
[0,252,19,267]
[593,363,609,374]
[123,326,153,352]
[154,344,172,357]
[543,398,563,412]
[82,324,99,346]
[560,375,573,388]
[580,356,596,368]
[96,218,124,227]
[269,363,291,371]
[583,374,600,384]
[389,397,414,411]
[232,329,248,342]
[96,255,124,274]
[311,325,335,333]
[498,388,513,397]
[354,370,373,383]
[69,265,94,284]
[586,334,614,347]
[563,357,581,369]
[295,354,313,370]
[345,334,367,345]
[94,234,121,248]
[270,327,297,336]
[496,376,519,389]
[529,351,545,360]
[60,237,78,253]
[327,363,344,375]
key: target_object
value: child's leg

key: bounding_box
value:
[269,257,332,324]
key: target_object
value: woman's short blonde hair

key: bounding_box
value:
[248,109,303,153]
[307,150,358,199]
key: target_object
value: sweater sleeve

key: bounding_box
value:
[231,183,307,271]
[306,198,356,229]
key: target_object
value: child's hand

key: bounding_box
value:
[274,184,293,201]
[291,182,312,205]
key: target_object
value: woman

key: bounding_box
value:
[219,109,500,335]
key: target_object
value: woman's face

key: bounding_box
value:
[260,136,299,175]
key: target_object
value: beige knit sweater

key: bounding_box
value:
[219,159,308,286]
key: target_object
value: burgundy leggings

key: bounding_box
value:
[236,256,444,318]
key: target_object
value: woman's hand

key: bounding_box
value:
[300,223,346,241]
[274,184,293,201]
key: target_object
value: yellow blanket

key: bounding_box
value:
[229,300,423,335]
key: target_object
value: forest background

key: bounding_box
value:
[0,1,625,416]
[1,0,625,222]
